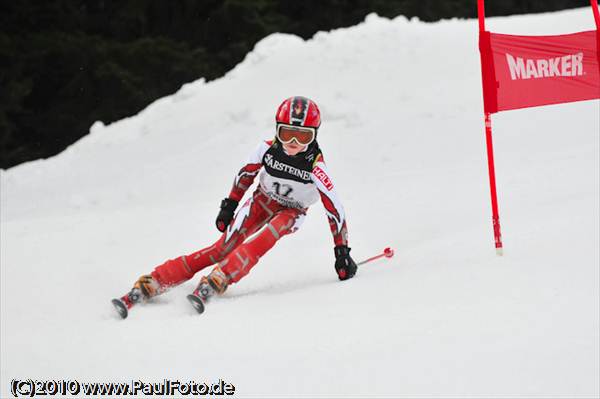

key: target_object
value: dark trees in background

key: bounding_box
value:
[0,0,589,169]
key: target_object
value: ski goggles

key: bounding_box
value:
[276,124,316,146]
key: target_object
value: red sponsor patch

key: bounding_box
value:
[313,165,333,191]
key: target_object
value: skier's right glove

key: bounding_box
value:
[216,198,238,232]
[334,245,357,281]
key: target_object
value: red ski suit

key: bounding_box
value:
[150,140,348,289]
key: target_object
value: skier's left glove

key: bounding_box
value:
[334,245,357,281]
[216,198,238,232]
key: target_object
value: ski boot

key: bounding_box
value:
[112,275,161,319]
[187,266,229,314]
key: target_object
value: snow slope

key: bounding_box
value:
[1,7,599,398]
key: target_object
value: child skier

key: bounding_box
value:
[112,96,358,318]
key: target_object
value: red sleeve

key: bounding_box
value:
[227,141,271,201]
[319,191,349,247]
[229,163,262,201]
[312,157,349,247]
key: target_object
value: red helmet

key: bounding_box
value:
[275,96,321,129]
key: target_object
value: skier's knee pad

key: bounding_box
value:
[152,257,194,287]
[212,232,245,261]
[223,244,257,284]
[183,235,240,273]
[242,215,293,259]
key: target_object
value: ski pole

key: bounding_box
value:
[357,247,395,266]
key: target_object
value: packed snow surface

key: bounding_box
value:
[2,7,599,398]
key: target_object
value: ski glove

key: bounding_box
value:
[334,245,357,281]
[216,198,238,232]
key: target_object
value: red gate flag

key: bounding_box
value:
[477,0,600,255]
[480,30,600,113]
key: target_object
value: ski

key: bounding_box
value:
[185,274,223,315]
[111,298,129,319]
[186,294,206,314]
[111,288,143,319]
[113,285,208,318]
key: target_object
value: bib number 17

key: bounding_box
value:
[272,182,293,197]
